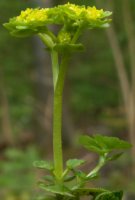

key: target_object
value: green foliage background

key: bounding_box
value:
[0,0,34,132]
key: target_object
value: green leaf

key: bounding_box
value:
[64,175,76,182]
[3,21,48,38]
[95,192,116,200]
[79,134,131,155]
[94,135,131,151]
[33,160,54,171]
[35,195,55,200]
[43,175,55,183]
[72,170,88,180]
[113,191,123,200]
[10,29,36,38]
[107,152,123,162]
[86,173,99,180]
[75,189,122,200]
[95,191,123,200]
[16,25,28,30]
[39,183,73,197]
[66,159,85,169]
[53,43,84,53]
[79,135,103,154]
[74,187,108,196]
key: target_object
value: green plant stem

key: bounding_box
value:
[52,54,69,180]
[38,33,54,49]
[87,156,106,178]
[51,50,59,89]
[71,26,82,44]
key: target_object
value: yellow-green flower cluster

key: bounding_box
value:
[64,3,86,17]
[16,8,48,23]
[65,3,104,20]
[4,3,111,38]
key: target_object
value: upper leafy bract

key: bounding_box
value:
[79,134,132,155]
[3,3,112,38]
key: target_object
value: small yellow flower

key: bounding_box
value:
[87,6,104,20]
[66,2,85,17]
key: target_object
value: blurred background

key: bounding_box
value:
[0,0,135,199]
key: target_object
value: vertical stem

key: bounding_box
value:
[71,27,82,44]
[53,92,63,179]
[51,50,59,89]
[52,55,69,179]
